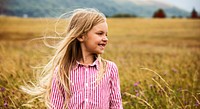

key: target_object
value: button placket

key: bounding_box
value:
[84,67,89,108]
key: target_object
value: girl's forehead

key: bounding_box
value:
[92,22,108,31]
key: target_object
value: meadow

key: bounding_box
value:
[0,16,200,109]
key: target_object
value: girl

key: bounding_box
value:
[22,8,123,109]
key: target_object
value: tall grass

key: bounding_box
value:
[0,16,200,108]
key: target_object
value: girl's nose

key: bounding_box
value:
[102,36,108,42]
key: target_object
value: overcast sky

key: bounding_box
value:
[157,0,200,12]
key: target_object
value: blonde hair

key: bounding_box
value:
[21,8,107,108]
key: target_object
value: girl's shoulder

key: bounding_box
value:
[106,60,116,65]
[104,60,119,78]
[105,60,118,70]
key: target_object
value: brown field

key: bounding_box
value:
[0,16,200,108]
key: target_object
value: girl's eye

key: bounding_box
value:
[97,32,103,35]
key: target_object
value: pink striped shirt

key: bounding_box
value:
[50,59,123,109]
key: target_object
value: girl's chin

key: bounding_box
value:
[96,51,104,54]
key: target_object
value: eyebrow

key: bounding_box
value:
[97,31,108,35]
[97,30,107,33]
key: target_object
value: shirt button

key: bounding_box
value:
[85,83,88,87]
[85,98,88,102]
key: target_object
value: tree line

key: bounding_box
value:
[152,8,200,19]
[111,8,200,19]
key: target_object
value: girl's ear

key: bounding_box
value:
[77,35,86,42]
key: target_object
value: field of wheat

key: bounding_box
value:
[0,16,200,109]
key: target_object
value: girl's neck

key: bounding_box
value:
[79,54,96,66]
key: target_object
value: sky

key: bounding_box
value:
[154,0,200,12]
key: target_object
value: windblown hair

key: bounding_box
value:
[21,8,107,108]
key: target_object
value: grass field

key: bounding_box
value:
[0,16,200,108]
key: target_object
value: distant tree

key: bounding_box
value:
[178,16,183,18]
[191,8,198,18]
[112,13,137,18]
[171,16,176,19]
[0,0,8,14]
[153,8,166,18]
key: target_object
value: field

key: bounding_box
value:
[0,16,200,108]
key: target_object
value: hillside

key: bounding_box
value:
[0,0,189,18]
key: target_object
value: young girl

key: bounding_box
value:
[22,8,123,109]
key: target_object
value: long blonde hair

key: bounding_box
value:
[22,8,107,108]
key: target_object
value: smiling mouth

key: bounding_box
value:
[98,44,106,48]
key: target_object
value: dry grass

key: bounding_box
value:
[0,16,200,108]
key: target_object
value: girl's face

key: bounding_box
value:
[79,21,108,55]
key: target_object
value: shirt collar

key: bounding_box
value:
[73,58,100,70]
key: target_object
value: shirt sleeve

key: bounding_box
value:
[110,62,123,109]
[50,69,65,109]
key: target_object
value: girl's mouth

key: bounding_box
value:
[98,43,106,48]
